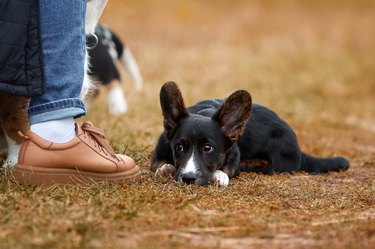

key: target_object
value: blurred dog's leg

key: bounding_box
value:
[107,80,128,115]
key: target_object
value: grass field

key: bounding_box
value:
[1,0,375,248]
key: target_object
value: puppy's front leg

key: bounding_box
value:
[150,132,175,178]
[155,163,176,178]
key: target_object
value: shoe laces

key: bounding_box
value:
[81,121,119,161]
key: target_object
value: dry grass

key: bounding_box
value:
[1,0,375,248]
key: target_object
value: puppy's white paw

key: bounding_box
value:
[2,157,17,169]
[1,151,18,169]
[213,170,229,187]
[1,136,20,169]
[107,86,128,115]
[155,164,176,178]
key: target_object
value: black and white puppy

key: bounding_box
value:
[150,81,350,186]
[85,24,143,115]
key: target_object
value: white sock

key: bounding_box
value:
[30,117,76,143]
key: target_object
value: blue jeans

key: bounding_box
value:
[29,0,87,124]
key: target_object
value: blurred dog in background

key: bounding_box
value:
[85,24,143,115]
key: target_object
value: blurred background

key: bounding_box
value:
[89,0,374,168]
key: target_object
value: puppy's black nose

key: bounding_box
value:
[181,172,197,184]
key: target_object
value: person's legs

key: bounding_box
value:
[13,0,140,185]
[27,0,85,143]
[29,0,86,125]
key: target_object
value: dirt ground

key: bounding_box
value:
[1,0,374,248]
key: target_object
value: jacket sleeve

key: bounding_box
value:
[0,0,44,97]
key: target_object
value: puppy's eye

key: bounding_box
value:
[175,144,184,153]
[203,144,213,153]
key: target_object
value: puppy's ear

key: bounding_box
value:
[160,81,188,139]
[212,90,252,142]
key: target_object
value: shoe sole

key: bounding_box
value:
[12,164,141,186]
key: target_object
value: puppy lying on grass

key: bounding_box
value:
[151,81,349,186]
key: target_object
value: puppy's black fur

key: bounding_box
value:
[151,81,349,185]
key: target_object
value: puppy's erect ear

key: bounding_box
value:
[212,90,252,142]
[160,81,188,140]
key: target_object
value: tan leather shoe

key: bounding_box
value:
[12,121,141,186]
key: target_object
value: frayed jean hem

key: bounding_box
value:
[28,98,86,124]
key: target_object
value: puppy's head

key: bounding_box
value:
[160,81,252,185]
